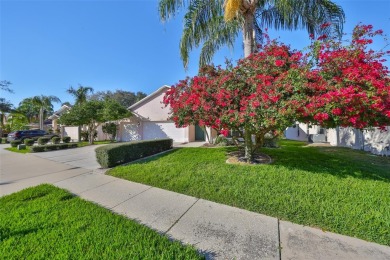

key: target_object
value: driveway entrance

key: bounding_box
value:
[31,145,104,170]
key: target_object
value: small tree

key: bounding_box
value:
[164,38,307,161]
[102,122,118,142]
[60,100,130,144]
[7,113,29,131]
[164,24,390,162]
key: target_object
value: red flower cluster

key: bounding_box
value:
[164,24,390,145]
[299,24,390,129]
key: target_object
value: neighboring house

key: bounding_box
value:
[118,85,216,143]
[285,124,390,156]
[48,104,72,132]
[48,104,82,141]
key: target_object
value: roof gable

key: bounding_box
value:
[129,85,172,121]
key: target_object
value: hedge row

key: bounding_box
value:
[95,139,173,168]
[24,139,35,146]
[31,143,78,153]
[10,140,22,147]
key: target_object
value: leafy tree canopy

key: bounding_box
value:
[89,90,147,108]
[60,99,131,144]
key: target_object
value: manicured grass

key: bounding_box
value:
[5,147,30,154]
[77,140,113,147]
[108,140,390,246]
[0,185,203,259]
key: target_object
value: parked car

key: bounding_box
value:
[6,130,59,142]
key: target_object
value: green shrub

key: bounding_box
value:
[31,146,45,152]
[30,143,79,152]
[96,139,173,168]
[62,136,71,143]
[81,130,97,142]
[52,137,61,144]
[10,140,22,147]
[45,144,58,151]
[263,133,280,148]
[24,138,35,146]
[38,137,50,145]
[0,138,2,144]
[214,135,235,146]
[2,138,9,143]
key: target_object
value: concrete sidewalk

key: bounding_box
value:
[1,145,389,259]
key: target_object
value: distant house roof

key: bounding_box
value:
[48,104,72,120]
[128,85,170,111]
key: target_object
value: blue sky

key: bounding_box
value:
[1,0,390,111]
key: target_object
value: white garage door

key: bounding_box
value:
[120,123,141,141]
[142,122,186,143]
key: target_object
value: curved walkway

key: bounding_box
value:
[1,144,389,259]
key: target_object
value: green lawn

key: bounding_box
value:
[77,140,113,147]
[5,147,31,154]
[108,140,390,246]
[0,185,203,259]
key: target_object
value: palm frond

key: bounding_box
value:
[159,0,188,21]
[180,0,239,67]
[257,0,345,38]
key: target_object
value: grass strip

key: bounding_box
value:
[0,184,204,259]
[108,140,390,246]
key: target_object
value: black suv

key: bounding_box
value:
[6,130,59,142]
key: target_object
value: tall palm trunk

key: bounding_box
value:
[242,10,256,58]
[242,9,256,160]
[39,107,44,130]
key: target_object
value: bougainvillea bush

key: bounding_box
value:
[164,39,308,160]
[298,24,390,130]
[164,24,390,162]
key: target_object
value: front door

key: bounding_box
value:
[195,125,205,141]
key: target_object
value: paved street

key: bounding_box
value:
[1,143,389,259]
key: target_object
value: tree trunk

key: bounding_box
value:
[242,10,256,58]
[88,123,96,145]
[202,126,212,144]
[39,107,44,130]
[244,127,254,161]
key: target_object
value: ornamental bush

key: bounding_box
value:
[95,139,173,168]
[30,143,78,153]
[51,137,61,144]
[10,140,22,147]
[38,137,50,145]
[24,138,35,146]
[62,136,71,143]
[30,146,45,152]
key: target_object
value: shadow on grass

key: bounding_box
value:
[123,148,182,165]
[259,141,390,183]
[0,227,39,241]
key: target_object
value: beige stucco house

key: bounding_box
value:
[285,123,390,156]
[118,85,216,143]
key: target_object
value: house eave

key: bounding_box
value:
[128,85,170,111]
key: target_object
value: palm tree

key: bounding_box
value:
[17,98,40,123]
[67,85,94,105]
[159,0,345,67]
[32,95,61,130]
[0,98,14,135]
